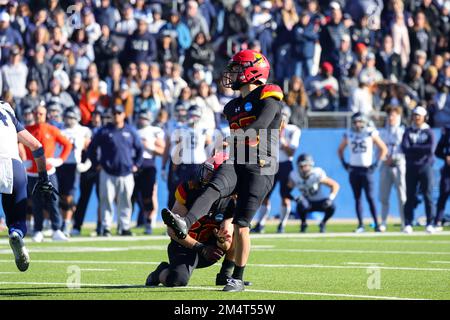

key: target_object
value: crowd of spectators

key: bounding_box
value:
[0,0,447,129]
[0,0,450,234]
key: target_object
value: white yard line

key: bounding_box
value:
[251,248,450,255]
[345,262,385,265]
[0,281,428,300]
[287,239,450,244]
[80,268,117,272]
[428,261,450,264]
[0,259,449,272]
[0,231,449,245]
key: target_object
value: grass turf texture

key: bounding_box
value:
[0,223,449,300]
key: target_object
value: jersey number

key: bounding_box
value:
[0,111,9,126]
[351,141,367,154]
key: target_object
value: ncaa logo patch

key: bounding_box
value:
[215,213,224,222]
[244,102,253,112]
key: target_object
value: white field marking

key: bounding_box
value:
[429,261,450,264]
[0,245,167,255]
[0,272,19,274]
[0,281,428,300]
[79,268,116,272]
[345,262,385,265]
[0,259,449,272]
[251,248,450,255]
[244,263,450,272]
[287,239,450,244]
[1,231,449,245]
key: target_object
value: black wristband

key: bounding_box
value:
[192,242,205,252]
[32,147,45,158]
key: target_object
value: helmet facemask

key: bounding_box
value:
[199,162,215,185]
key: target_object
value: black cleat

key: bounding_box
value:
[250,223,265,234]
[216,273,252,286]
[102,229,112,237]
[119,229,134,236]
[145,262,170,286]
[223,278,245,292]
[161,208,188,239]
[300,223,308,233]
[319,222,326,233]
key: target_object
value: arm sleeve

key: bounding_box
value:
[53,127,73,161]
[132,128,144,168]
[5,110,24,132]
[87,130,101,167]
[435,134,446,160]
[239,98,280,132]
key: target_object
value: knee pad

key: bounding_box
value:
[165,269,189,287]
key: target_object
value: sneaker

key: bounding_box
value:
[403,225,413,234]
[52,230,69,241]
[42,229,54,237]
[144,223,153,235]
[425,225,435,234]
[145,262,169,286]
[161,208,187,239]
[379,224,387,232]
[300,223,308,233]
[434,225,443,232]
[32,231,44,243]
[70,228,81,237]
[319,222,326,233]
[119,229,134,236]
[250,223,265,234]
[277,223,285,234]
[354,226,365,233]
[216,273,252,286]
[223,278,245,292]
[9,231,30,272]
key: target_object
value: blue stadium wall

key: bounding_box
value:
[1,129,447,223]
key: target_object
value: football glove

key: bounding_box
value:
[193,243,224,263]
[323,198,333,209]
[32,177,60,201]
[341,159,350,171]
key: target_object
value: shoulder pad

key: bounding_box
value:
[260,84,284,101]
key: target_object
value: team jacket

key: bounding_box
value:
[24,123,73,176]
[401,124,435,168]
[223,84,283,163]
[175,180,235,245]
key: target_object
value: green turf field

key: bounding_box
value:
[0,223,449,300]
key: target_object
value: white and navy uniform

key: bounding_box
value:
[378,123,406,225]
[344,127,379,227]
[57,124,92,196]
[171,124,210,189]
[268,124,301,198]
[0,102,28,237]
[133,125,165,212]
[289,167,335,222]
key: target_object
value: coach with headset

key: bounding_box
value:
[401,106,436,234]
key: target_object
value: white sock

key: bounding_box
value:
[279,204,291,228]
[258,204,271,227]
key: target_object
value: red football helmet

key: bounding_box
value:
[222,50,270,90]
[198,152,229,185]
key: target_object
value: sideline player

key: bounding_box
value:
[338,112,388,233]
[0,101,59,271]
[58,107,92,235]
[146,154,248,287]
[162,50,283,292]
[252,106,301,233]
[288,154,340,233]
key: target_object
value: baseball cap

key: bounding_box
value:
[260,1,272,10]
[330,1,341,10]
[355,42,367,53]
[112,105,125,113]
[0,11,10,23]
[413,106,427,116]
[321,61,334,73]
[366,52,376,60]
